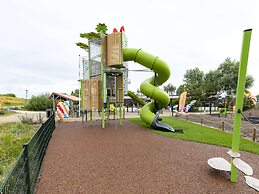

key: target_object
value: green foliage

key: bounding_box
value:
[176,84,186,96]
[0,109,5,115]
[95,23,108,35]
[217,58,239,94]
[128,117,259,154]
[163,83,176,95]
[75,42,89,50]
[203,70,221,97]
[243,96,255,111]
[24,93,52,111]
[217,58,254,95]
[245,75,254,89]
[0,94,16,97]
[76,23,108,51]
[179,58,255,108]
[80,32,100,39]
[184,68,204,102]
[171,98,179,106]
[71,89,79,97]
[0,123,38,184]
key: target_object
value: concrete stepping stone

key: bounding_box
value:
[208,157,231,171]
[227,149,240,158]
[244,176,259,191]
[233,158,253,176]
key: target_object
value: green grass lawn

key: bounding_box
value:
[0,123,39,185]
[128,116,259,154]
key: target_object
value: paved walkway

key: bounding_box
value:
[35,120,259,193]
[0,110,47,123]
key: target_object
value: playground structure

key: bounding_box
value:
[79,26,178,132]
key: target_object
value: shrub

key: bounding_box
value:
[1,93,16,97]
[0,109,5,115]
[243,96,255,111]
[24,93,52,111]
[18,113,44,124]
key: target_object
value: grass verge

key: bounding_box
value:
[0,123,39,185]
[128,116,259,154]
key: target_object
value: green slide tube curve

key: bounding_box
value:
[127,90,146,107]
[123,48,172,129]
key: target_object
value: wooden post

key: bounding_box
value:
[186,114,188,121]
[221,121,225,131]
[252,127,256,141]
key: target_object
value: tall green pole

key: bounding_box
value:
[230,29,252,182]
[101,40,105,128]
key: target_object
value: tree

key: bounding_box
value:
[202,70,221,98]
[163,83,176,95]
[71,89,79,97]
[183,67,204,102]
[176,84,187,96]
[245,75,254,89]
[217,58,254,95]
[25,93,52,111]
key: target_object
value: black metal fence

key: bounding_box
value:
[0,113,55,194]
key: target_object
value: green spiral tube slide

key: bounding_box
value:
[123,48,175,132]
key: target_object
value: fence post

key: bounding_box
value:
[221,121,225,131]
[23,143,32,194]
[201,117,203,125]
[252,127,256,141]
[186,114,188,121]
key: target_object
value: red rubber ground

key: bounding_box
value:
[35,120,259,193]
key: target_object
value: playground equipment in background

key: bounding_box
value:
[178,91,187,112]
[56,101,70,120]
[183,100,196,113]
[79,25,179,132]
[244,90,257,105]
[171,92,195,113]
[208,29,259,191]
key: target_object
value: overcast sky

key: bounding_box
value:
[1,0,258,98]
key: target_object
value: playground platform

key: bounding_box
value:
[35,120,259,193]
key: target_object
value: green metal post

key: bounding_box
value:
[119,74,124,126]
[101,40,105,128]
[230,29,252,182]
[107,98,110,123]
[23,143,32,194]
[80,80,83,115]
[90,110,92,127]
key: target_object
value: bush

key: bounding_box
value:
[243,96,255,111]
[24,93,52,111]
[18,113,44,124]
[0,109,5,115]
[0,93,16,97]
